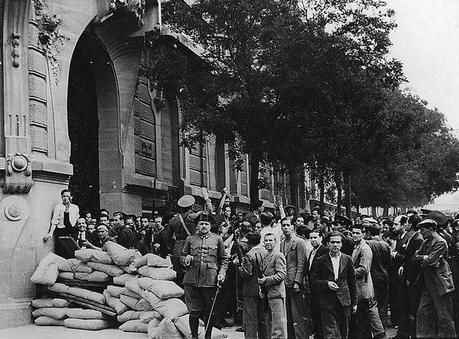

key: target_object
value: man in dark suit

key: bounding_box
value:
[311,231,357,339]
[389,215,410,326]
[308,229,328,339]
[414,219,456,338]
[396,214,424,338]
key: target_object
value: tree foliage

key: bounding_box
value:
[152,0,459,210]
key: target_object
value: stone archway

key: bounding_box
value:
[67,31,120,215]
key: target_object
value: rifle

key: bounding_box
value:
[255,252,269,309]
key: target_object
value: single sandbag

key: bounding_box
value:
[151,318,183,339]
[32,298,53,308]
[74,249,112,264]
[148,255,172,268]
[66,308,105,319]
[138,267,176,281]
[86,261,124,277]
[106,285,125,298]
[113,273,137,286]
[117,310,144,323]
[58,258,93,273]
[34,316,65,326]
[30,252,66,285]
[119,319,148,333]
[53,298,71,308]
[58,271,74,280]
[125,278,142,295]
[120,294,152,311]
[105,241,137,266]
[154,298,188,320]
[103,291,129,315]
[68,287,105,304]
[138,277,184,299]
[140,311,162,324]
[64,318,112,330]
[32,307,68,320]
[135,254,171,268]
[75,271,110,282]
[47,282,69,294]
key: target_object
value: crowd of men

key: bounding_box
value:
[43,188,459,339]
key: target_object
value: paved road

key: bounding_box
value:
[0,324,397,339]
[0,324,244,339]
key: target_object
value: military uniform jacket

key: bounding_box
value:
[181,232,228,287]
[415,232,455,296]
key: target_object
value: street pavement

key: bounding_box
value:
[0,325,244,339]
[0,324,397,338]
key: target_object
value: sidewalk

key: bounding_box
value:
[0,324,244,339]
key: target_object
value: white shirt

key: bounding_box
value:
[51,203,79,228]
[330,252,341,281]
[309,246,320,270]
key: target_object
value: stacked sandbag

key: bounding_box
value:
[31,297,114,330]
[32,298,70,327]
[31,253,67,285]
[57,258,111,283]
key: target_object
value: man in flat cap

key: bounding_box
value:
[166,195,198,284]
[182,212,228,339]
[414,219,456,338]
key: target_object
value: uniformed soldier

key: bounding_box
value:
[165,195,197,284]
[181,212,229,339]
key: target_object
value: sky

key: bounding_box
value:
[386,0,459,131]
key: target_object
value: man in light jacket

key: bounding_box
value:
[258,232,287,338]
[280,218,311,338]
[351,224,385,339]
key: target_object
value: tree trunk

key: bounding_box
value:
[335,170,342,215]
[383,206,389,217]
[344,173,351,218]
[288,165,299,211]
[249,152,261,209]
[319,173,325,212]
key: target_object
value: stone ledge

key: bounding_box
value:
[123,171,169,191]
[30,158,73,176]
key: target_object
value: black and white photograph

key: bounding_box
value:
[1,0,459,338]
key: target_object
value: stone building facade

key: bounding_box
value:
[0,0,327,328]
[0,0,255,328]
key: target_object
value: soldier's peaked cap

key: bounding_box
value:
[178,195,195,208]
[418,218,437,229]
[195,211,215,224]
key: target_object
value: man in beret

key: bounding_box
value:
[166,195,198,284]
[414,219,456,338]
[181,212,228,339]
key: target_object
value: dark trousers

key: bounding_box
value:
[351,300,372,339]
[373,280,389,329]
[184,285,217,339]
[243,296,268,339]
[311,295,323,339]
[397,280,422,338]
[416,288,456,338]
[285,287,311,338]
[320,295,351,339]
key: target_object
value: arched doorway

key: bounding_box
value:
[68,38,99,213]
[67,31,119,215]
